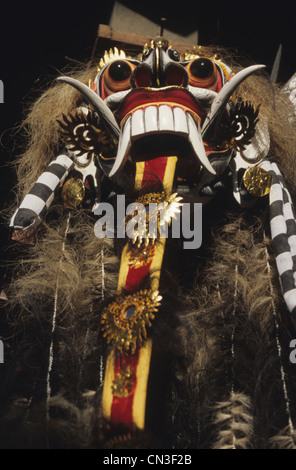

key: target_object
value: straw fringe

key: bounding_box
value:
[212,393,254,449]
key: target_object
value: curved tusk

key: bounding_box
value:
[56,76,120,138]
[201,64,266,141]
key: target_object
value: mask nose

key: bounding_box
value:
[131,46,188,89]
[165,61,188,88]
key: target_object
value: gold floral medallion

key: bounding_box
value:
[101,289,162,354]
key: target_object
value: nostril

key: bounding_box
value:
[165,63,188,87]
[131,64,152,88]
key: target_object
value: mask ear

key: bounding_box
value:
[260,160,296,317]
[230,120,270,207]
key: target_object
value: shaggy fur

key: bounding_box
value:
[1,45,296,449]
[211,393,254,449]
[168,213,296,449]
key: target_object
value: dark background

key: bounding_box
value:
[0,0,295,250]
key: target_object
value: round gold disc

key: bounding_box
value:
[61,178,85,208]
[243,166,272,197]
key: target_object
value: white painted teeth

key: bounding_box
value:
[131,109,145,137]
[109,105,216,176]
[173,107,188,136]
[129,105,189,138]
[144,106,158,133]
[157,105,174,132]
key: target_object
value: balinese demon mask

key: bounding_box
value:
[5,37,296,449]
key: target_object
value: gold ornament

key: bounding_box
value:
[128,244,156,269]
[138,192,183,227]
[61,178,85,208]
[57,110,117,161]
[152,36,169,49]
[143,37,169,53]
[101,289,162,354]
[183,46,220,62]
[243,166,273,197]
[98,47,129,71]
[112,363,135,398]
[126,192,183,248]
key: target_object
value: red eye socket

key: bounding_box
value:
[103,60,135,96]
[186,58,218,90]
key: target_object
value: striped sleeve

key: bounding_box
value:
[10,154,74,230]
[261,160,296,317]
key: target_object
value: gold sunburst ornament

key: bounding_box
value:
[57,110,117,161]
[101,289,162,354]
[126,192,183,248]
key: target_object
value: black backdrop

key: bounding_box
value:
[0,0,295,251]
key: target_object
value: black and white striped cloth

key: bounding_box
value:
[10,153,74,230]
[261,160,296,317]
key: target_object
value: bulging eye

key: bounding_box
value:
[186,58,218,89]
[103,60,135,94]
[168,48,180,62]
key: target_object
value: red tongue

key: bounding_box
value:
[103,156,178,430]
[115,88,206,123]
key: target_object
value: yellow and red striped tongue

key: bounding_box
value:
[101,155,177,432]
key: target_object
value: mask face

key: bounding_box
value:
[94,42,232,185]
[57,39,266,209]
[6,36,296,451]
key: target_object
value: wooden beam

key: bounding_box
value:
[92,24,196,60]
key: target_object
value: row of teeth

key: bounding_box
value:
[109,105,216,176]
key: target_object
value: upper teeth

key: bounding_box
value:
[109,104,216,177]
[130,105,189,138]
